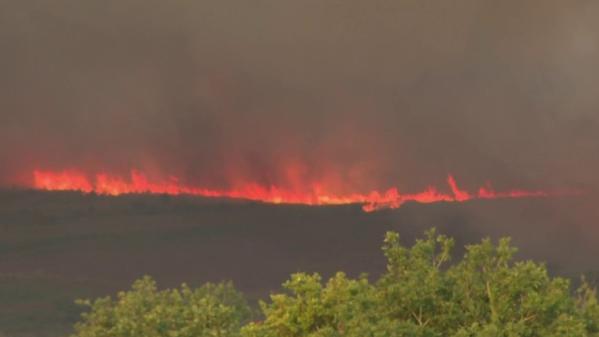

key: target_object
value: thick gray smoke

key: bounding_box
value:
[2,6,599,333]
[1,0,598,196]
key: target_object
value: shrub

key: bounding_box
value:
[73,277,250,337]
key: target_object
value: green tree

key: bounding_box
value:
[72,229,599,337]
[242,272,379,337]
[243,229,599,337]
[72,276,251,337]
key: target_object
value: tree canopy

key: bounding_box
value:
[73,229,599,337]
[73,277,250,337]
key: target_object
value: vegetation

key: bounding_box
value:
[73,229,599,337]
[73,279,250,337]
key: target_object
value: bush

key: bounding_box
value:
[73,229,599,337]
[73,277,250,337]
[243,229,599,337]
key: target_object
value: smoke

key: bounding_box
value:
[1,0,598,197]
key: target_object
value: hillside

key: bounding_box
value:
[0,189,596,336]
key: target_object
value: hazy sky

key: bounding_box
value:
[1,0,598,194]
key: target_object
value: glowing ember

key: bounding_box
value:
[32,169,551,212]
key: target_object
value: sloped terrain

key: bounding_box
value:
[0,189,597,336]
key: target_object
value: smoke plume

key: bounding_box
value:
[1,0,598,202]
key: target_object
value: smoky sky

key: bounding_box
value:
[1,0,598,194]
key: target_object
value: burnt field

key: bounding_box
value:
[0,189,597,336]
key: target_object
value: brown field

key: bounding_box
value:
[0,189,597,336]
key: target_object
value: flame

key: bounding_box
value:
[31,169,552,212]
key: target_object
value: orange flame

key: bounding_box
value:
[32,169,552,212]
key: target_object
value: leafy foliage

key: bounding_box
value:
[73,229,599,337]
[73,276,250,337]
[243,229,599,337]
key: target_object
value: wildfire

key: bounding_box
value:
[32,169,551,212]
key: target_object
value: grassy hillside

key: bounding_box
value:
[0,189,596,336]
